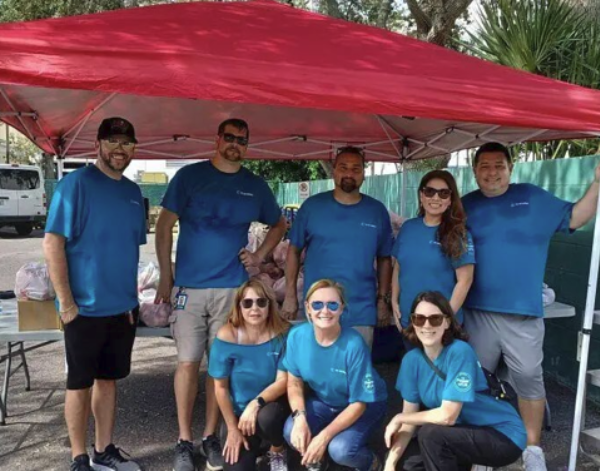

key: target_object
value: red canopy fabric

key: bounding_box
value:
[0,0,599,161]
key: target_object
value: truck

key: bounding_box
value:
[0,163,46,236]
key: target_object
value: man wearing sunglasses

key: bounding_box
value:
[282,146,393,348]
[462,142,600,471]
[155,118,287,471]
[44,117,145,471]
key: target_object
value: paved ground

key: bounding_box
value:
[0,228,599,470]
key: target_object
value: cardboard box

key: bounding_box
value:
[18,299,62,332]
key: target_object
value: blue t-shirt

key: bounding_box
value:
[283,322,388,407]
[392,217,475,327]
[397,340,526,450]
[462,183,574,317]
[208,335,287,416]
[161,161,281,288]
[289,191,393,327]
[45,165,146,317]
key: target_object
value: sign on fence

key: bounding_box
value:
[299,181,310,200]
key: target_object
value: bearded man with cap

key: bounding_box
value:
[44,117,147,471]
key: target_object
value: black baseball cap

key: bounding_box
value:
[97,117,138,143]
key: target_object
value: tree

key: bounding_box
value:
[243,159,327,183]
[405,0,474,46]
[468,0,600,160]
[0,125,42,165]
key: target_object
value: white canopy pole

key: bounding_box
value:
[569,186,600,470]
[56,158,64,180]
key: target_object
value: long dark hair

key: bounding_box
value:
[417,170,468,260]
[403,291,468,348]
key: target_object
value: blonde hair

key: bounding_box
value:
[304,279,346,311]
[228,279,289,337]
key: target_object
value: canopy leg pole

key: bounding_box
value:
[569,186,600,471]
[57,158,64,180]
[400,160,407,218]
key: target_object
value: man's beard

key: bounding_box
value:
[99,149,131,173]
[220,146,242,162]
[340,178,358,193]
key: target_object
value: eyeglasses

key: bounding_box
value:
[103,138,135,151]
[310,301,341,312]
[411,313,447,327]
[421,187,452,200]
[221,133,249,146]
[241,297,269,309]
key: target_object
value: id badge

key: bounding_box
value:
[175,288,188,311]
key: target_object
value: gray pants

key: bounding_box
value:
[464,309,545,400]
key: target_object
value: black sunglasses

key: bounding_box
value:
[222,132,249,146]
[241,297,269,309]
[421,187,452,200]
[411,313,447,327]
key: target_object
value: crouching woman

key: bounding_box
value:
[385,291,526,471]
[283,279,388,471]
[209,279,291,471]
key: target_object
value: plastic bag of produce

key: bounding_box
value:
[138,288,171,327]
[14,262,55,300]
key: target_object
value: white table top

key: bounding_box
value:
[0,299,170,342]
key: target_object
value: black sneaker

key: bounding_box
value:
[200,435,224,471]
[70,454,93,471]
[173,440,196,471]
[91,443,141,471]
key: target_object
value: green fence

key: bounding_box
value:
[45,156,600,396]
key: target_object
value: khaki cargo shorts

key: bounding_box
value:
[169,287,237,363]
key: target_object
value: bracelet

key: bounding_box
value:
[292,409,306,420]
[377,293,391,303]
[59,304,77,315]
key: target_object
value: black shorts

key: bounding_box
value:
[64,308,138,390]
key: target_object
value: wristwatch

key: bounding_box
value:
[292,409,306,420]
[256,396,266,408]
[377,293,391,304]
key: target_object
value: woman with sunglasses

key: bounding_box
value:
[283,279,387,471]
[384,291,525,470]
[391,170,475,347]
[208,279,291,471]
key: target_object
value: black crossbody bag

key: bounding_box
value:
[420,351,519,411]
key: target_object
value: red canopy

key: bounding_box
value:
[0,0,599,161]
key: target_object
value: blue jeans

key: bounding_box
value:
[284,396,387,471]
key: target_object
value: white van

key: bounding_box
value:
[0,164,46,236]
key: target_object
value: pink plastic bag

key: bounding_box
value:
[273,240,289,269]
[138,288,171,327]
[14,262,55,300]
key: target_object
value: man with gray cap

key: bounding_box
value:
[44,117,146,471]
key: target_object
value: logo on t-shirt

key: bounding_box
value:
[454,372,472,392]
[237,190,254,197]
[130,199,140,206]
[511,202,529,208]
[330,368,347,375]
[361,222,377,229]
[363,374,375,392]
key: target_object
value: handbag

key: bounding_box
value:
[420,350,519,411]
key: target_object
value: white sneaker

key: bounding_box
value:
[522,446,547,471]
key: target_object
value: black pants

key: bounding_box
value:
[223,398,290,471]
[396,424,522,471]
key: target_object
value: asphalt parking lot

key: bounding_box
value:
[0,228,598,470]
